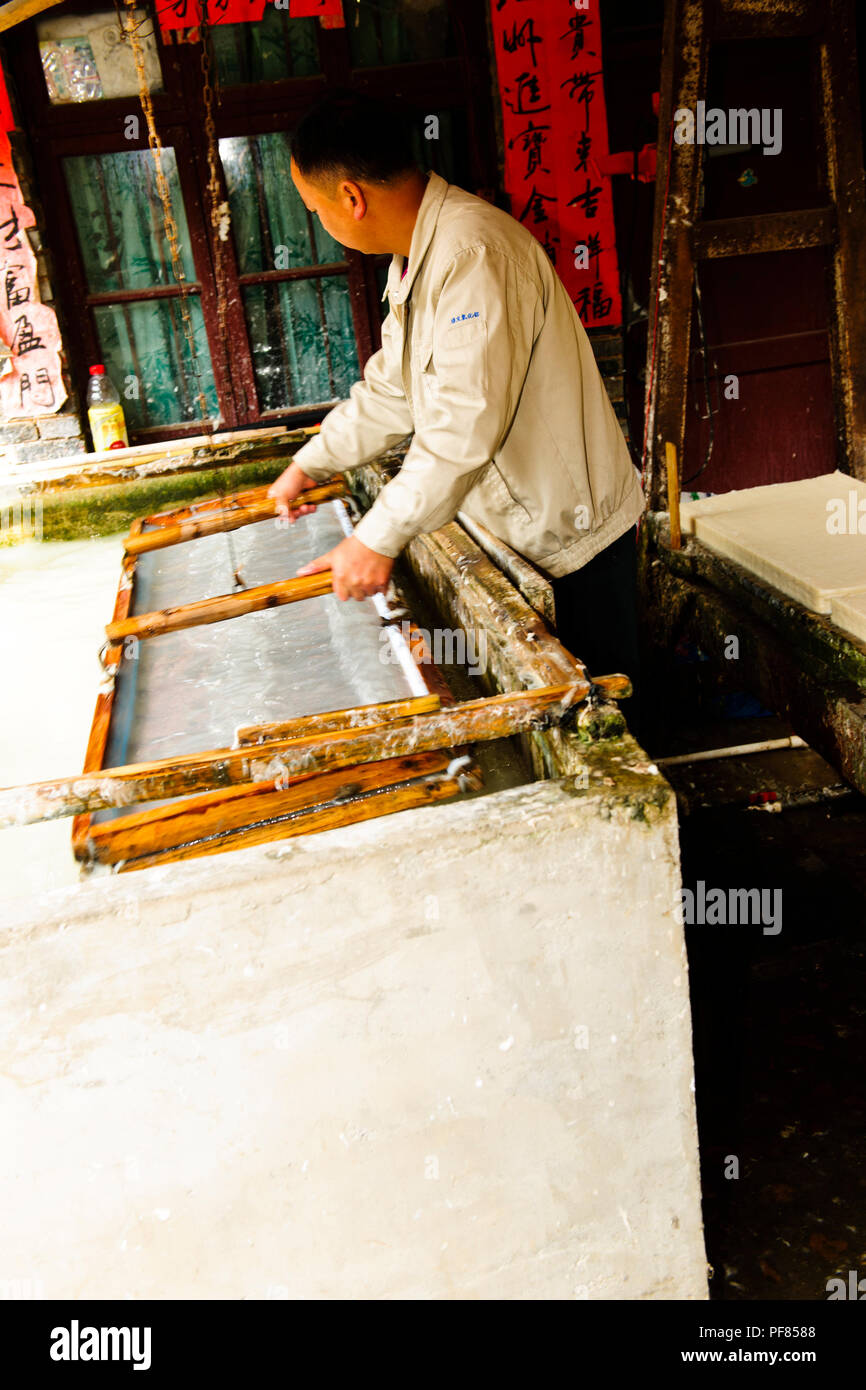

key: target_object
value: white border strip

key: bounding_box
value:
[331,498,429,698]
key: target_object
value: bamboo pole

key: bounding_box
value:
[0,678,637,828]
[71,518,143,859]
[235,693,441,746]
[105,570,334,642]
[86,750,452,864]
[120,770,467,872]
[126,481,346,554]
[144,476,338,527]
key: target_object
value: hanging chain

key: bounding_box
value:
[199,7,232,365]
[118,1,246,588]
[120,0,209,425]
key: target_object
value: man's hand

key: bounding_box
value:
[267,461,321,522]
[297,534,394,602]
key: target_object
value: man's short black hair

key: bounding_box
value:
[291,88,418,188]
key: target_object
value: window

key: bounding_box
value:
[11,0,497,442]
[63,148,218,429]
[347,0,454,67]
[210,8,319,83]
[220,133,359,409]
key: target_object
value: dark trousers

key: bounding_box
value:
[550,525,642,735]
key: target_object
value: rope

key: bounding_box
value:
[117,0,245,588]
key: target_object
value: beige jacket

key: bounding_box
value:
[293,171,644,578]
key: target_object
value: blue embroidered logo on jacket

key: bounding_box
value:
[449,311,480,324]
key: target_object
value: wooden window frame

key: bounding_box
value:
[3,1,497,443]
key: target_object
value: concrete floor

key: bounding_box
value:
[0,535,124,901]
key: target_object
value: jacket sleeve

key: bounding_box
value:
[353,246,541,558]
[289,310,414,484]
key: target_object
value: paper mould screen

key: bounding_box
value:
[102,501,423,776]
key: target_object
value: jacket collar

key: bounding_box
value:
[382,170,449,307]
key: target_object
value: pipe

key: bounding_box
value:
[656,735,807,768]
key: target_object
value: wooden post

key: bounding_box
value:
[665,441,681,550]
[105,571,334,642]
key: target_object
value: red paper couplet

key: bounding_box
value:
[0,59,14,137]
[0,140,68,417]
[155,0,203,32]
[290,0,344,17]
[491,0,622,329]
[156,0,267,35]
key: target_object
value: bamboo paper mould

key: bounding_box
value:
[73,484,468,871]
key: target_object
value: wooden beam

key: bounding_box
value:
[71,519,142,860]
[235,693,441,746]
[0,0,66,34]
[643,0,709,511]
[456,511,555,626]
[822,0,866,480]
[714,0,824,40]
[124,481,346,554]
[84,751,452,865]
[119,771,469,872]
[0,679,637,827]
[105,571,334,642]
[692,207,837,260]
[0,424,320,494]
[413,522,582,689]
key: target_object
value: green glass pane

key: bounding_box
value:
[411,109,460,184]
[243,274,359,411]
[63,149,196,294]
[92,298,218,430]
[347,0,453,67]
[221,133,345,275]
[211,9,319,85]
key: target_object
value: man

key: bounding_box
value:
[269,90,644,699]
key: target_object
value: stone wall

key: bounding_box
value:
[1,775,708,1300]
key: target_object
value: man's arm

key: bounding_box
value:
[352,246,541,557]
[269,310,413,515]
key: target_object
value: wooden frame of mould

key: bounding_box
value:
[0,485,633,848]
[71,483,466,872]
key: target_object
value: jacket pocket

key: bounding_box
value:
[470,461,532,526]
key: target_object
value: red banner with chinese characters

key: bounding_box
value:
[155,0,267,34]
[156,0,337,34]
[491,0,622,329]
[289,0,343,17]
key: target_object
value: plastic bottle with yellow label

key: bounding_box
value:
[87,364,129,451]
